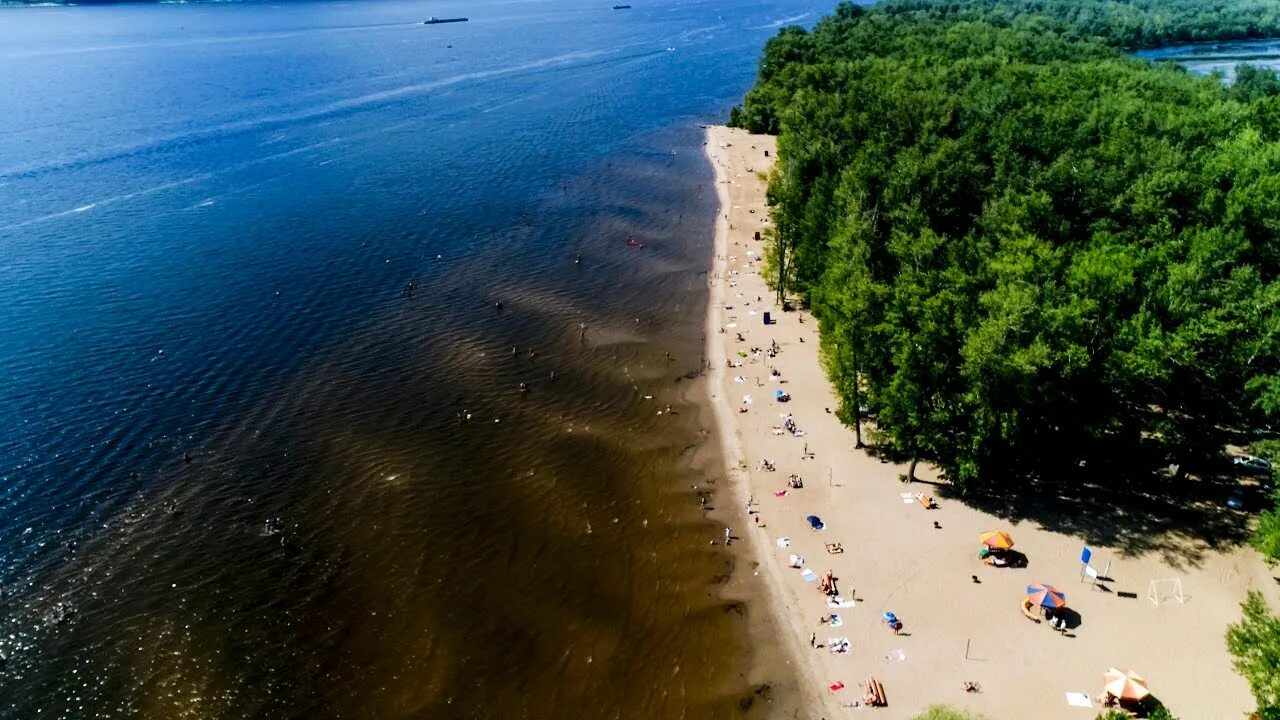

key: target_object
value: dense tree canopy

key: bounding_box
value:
[731,0,1280,489]
[878,0,1280,49]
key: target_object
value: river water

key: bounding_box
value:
[0,1,829,717]
[1135,37,1280,80]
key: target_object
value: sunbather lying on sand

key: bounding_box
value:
[826,543,844,554]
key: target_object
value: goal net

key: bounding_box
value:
[1148,578,1185,605]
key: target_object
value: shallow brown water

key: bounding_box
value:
[4,129,798,719]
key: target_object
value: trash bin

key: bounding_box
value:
[763,311,772,326]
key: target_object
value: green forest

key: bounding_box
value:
[731,3,1280,713]
[732,0,1280,490]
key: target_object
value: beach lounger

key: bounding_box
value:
[916,494,937,509]
[863,676,887,707]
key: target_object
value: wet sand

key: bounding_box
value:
[704,125,1279,719]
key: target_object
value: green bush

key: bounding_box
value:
[911,706,986,720]
[1227,592,1280,713]
[1249,440,1280,563]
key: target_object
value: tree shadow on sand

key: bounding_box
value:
[933,451,1266,570]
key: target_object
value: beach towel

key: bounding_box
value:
[775,537,790,548]
[827,598,857,609]
[773,490,787,497]
[1065,692,1092,708]
[829,614,843,627]
[828,637,850,654]
[788,554,804,568]
[828,682,845,692]
[800,568,818,583]
[734,375,746,383]
[882,649,906,663]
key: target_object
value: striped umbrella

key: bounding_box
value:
[979,530,1015,550]
[1026,583,1066,609]
[1103,668,1149,700]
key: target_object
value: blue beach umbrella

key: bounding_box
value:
[806,515,825,530]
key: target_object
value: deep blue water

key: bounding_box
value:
[0,1,830,717]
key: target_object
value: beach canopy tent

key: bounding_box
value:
[806,515,825,530]
[979,530,1015,550]
[1103,668,1150,700]
[1026,583,1066,609]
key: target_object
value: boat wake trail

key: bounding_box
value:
[0,21,425,61]
[0,175,213,232]
[0,47,632,183]
[746,13,810,30]
[3,118,424,228]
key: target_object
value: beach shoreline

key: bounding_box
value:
[704,127,835,718]
[702,125,1275,719]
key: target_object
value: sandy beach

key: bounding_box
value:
[704,125,1280,719]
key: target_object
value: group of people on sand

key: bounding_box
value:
[782,415,800,435]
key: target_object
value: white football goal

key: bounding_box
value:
[1148,578,1185,605]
